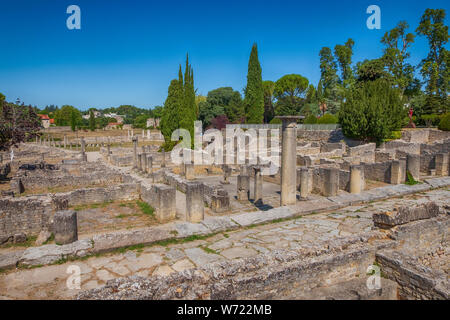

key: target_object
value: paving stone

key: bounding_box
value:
[184,248,224,266]
[152,265,175,277]
[201,216,239,232]
[127,253,163,272]
[83,280,100,291]
[95,269,115,282]
[164,248,185,261]
[171,259,195,272]
[174,222,210,237]
[220,247,257,259]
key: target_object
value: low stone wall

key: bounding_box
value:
[362,161,391,183]
[52,183,140,207]
[297,129,344,143]
[0,195,68,239]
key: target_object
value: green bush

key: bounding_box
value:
[438,113,450,131]
[269,118,282,124]
[421,114,441,127]
[304,114,318,124]
[339,79,404,144]
[317,114,338,124]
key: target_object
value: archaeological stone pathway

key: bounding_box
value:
[0,187,448,300]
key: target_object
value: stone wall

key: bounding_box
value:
[297,129,344,143]
[362,161,391,183]
[52,183,140,207]
[0,195,67,239]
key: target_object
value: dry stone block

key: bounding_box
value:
[53,210,78,245]
[373,202,440,229]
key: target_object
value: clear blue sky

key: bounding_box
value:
[0,0,448,110]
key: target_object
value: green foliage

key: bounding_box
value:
[136,201,155,216]
[317,114,338,124]
[133,114,150,129]
[334,38,355,87]
[161,79,183,142]
[244,43,264,124]
[199,87,243,127]
[421,114,441,127]
[339,79,405,143]
[381,21,416,95]
[263,80,275,123]
[54,105,81,128]
[304,114,318,124]
[274,74,309,116]
[269,117,281,124]
[416,9,449,114]
[179,54,197,141]
[89,109,96,131]
[438,113,450,131]
[405,171,419,185]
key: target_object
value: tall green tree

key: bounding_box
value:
[334,39,355,87]
[244,43,264,123]
[263,80,275,123]
[274,74,309,116]
[161,78,183,142]
[319,47,341,114]
[179,54,197,140]
[89,109,96,131]
[381,21,416,96]
[416,8,449,114]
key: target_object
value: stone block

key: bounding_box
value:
[53,210,78,245]
[373,202,440,229]
[186,182,204,223]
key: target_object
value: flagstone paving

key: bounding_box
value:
[0,188,448,300]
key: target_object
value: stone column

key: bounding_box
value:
[147,155,153,174]
[185,163,195,180]
[54,210,78,245]
[350,165,363,194]
[277,116,300,205]
[63,135,67,149]
[390,160,404,184]
[161,148,166,168]
[300,167,310,199]
[132,136,138,168]
[407,154,420,181]
[253,167,263,205]
[221,165,231,184]
[435,153,449,176]
[186,182,204,223]
[137,153,143,171]
[323,168,339,196]
[237,174,250,201]
[153,185,176,223]
[80,137,87,161]
[142,152,148,173]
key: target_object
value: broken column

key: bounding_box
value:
[154,185,176,222]
[221,165,231,184]
[435,153,449,176]
[142,152,148,173]
[299,167,310,199]
[407,154,420,181]
[253,167,263,205]
[323,167,339,196]
[53,210,78,245]
[137,153,143,171]
[390,160,405,184]
[350,165,364,194]
[237,174,250,201]
[186,182,204,223]
[132,136,138,169]
[277,116,300,205]
[185,162,195,180]
[80,137,87,161]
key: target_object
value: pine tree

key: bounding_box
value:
[244,43,264,123]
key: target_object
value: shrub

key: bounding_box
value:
[269,118,282,124]
[421,114,441,127]
[438,113,450,131]
[304,114,318,124]
[317,114,338,124]
[339,79,404,144]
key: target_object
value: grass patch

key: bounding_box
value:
[136,201,155,216]
[405,171,420,186]
[200,246,219,255]
[0,235,37,248]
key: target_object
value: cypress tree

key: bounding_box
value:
[244,43,264,124]
[89,109,96,131]
[161,78,183,144]
[179,54,197,141]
